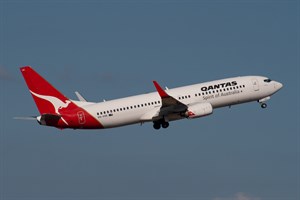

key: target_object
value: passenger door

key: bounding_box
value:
[252,78,259,91]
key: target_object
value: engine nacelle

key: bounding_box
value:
[185,102,213,119]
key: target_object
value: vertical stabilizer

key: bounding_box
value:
[20,66,71,115]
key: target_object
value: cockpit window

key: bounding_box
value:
[264,79,272,83]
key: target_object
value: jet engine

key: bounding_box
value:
[185,102,213,119]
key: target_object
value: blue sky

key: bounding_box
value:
[0,0,299,200]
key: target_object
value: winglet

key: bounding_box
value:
[153,81,169,98]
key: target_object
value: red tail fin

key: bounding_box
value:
[20,66,70,115]
[20,66,103,129]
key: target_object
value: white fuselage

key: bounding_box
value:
[74,76,282,129]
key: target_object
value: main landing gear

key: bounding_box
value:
[153,120,169,130]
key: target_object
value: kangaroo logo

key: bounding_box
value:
[30,91,71,125]
[30,91,71,114]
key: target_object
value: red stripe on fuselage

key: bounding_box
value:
[56,102,104,129]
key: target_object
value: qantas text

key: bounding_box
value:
[201,81,238,91]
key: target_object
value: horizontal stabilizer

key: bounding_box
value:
[38,113,61,126]
[75,91,87,102]
[13,116,37,120]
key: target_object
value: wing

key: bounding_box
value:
[153,81,185,107]
[152,81,187,119]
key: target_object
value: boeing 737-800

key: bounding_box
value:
[19,66,283,130]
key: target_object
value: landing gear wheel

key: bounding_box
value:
[162,122,169,129]
[261,103,267,109]
[153,123,161,130]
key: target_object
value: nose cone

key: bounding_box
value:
[274,81,283,90]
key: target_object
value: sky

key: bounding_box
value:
[0,0,299,200]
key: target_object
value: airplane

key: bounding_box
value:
[18,66,283,130]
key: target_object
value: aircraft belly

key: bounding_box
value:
[99,112,143,128]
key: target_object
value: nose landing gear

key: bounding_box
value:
[258,96,270,109]
[260,103,267,109]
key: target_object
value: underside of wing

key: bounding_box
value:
[152,81,187,120]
